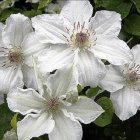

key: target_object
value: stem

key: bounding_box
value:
[126,37,133,44]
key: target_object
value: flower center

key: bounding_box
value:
[75,32,89,48]
[123,63,140,85]
[65,22,97,49]
[47,97,60,113]
[0,46,24,68]
[8,48,23,64]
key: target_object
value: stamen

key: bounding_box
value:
[46,97,60,113]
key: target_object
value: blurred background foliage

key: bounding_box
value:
[0,0,140,140]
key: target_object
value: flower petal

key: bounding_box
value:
[7,88,46,115]
[100,65,125,92]
[21,64,38,90]
[0,67,23,94]
[47,65,78,97]
[91,36,133,65]
[65,96,104,124]
[17,113,55,140]
[89,10,121,36]
[22,32,46,56]
[2,13,33,47]
[60,0,93,24]
[38,45,74,73]
[49,112,82,140]
[77,50,106,88]
[111,87,140,121]
[131,44,140,63]
[32,14,68,44]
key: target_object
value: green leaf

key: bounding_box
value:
[94,97,114,127]
[94,0,132,18]
[131,0,140,13]
[124,14,140,36]
[10,114,18,131]
[0,103,14,139]
[22,10,42,18]
[38,0,52,10]
[86,87,100,98]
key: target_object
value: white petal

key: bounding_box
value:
[111,87,140,121]
[0,67,23,94]
[77,50,106,88]
[22,32,46,67]
[49,112,82,140]
[21,64,38,90]
[17,113,55,140]
[7,88,46,115]
[65,96,104,124]
[100,65,125,92]
[60,0,93,24]
[2,13,33,47]
[32,14,68,44]
[91,36,133,65]
[38,45,74,73]
[89,10,121,36]
[131,44,140,63]
[47,65,78,97]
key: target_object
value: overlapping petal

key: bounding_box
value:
[0,67,23,94]
[2,13,33,47]
[7,88,46,115]
[91,36,133,65]
[32,14,68,44]
[49,112,82,140]
[60,0,93,25]
[65,96,104,124]
[111,87,140,121]
[89,10,121,36]
[22,64,38,90]
[100,65,125,92]
[131,44,140,63]
[38,45,74,73]
[47,65,78,97]
[76,50,106,88]
[17,113,55,140]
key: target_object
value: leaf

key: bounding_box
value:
[94,0,132,19]
[38,0,52,10]
[10,114,18,131]
[124,14,140,36]
[94,97,114,127]
[0,103,14,139]
[131,0,140,13]
[22,10,42,18]
[86,87,100,98]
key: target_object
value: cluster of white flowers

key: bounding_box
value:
[0,0,140,140]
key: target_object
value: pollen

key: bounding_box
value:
[123,63,140,85]
[46,97,60,113]
[8,47,23,64]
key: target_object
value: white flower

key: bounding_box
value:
[100,44,140,121]
[3,129,17,140]
[32,0,133,88]
[0,13,45,101]
[7,65,104,140]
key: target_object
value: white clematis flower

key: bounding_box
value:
[100,44,140,121]
[7,65,104,140]
[0,13,45,102]
[32,0,133,88]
